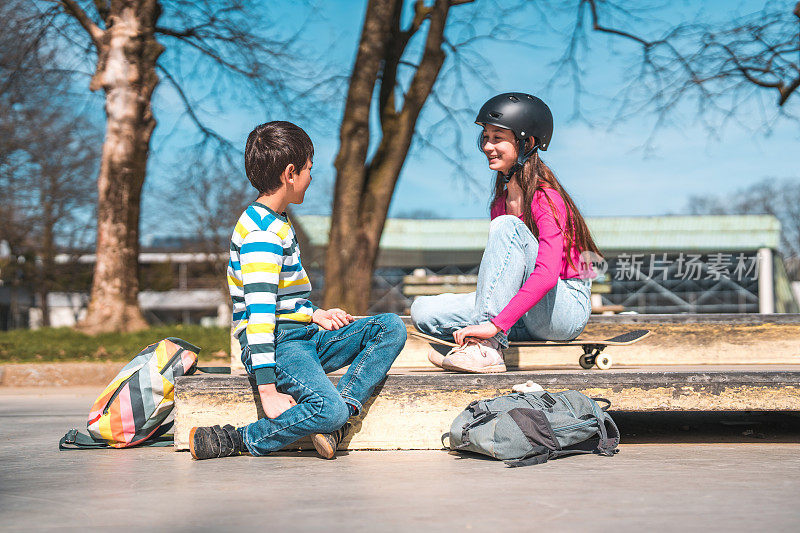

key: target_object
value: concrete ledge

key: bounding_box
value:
[587,313,800,325]
[4,315,798,387]
[396,320,800,368]
[173,367,800,451]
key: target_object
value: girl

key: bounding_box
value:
[410,93,601,373]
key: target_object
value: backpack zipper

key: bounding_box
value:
[102,349,185,415]
[102,372,139,415]
[159,349,184,376]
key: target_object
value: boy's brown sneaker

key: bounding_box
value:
[311,423,351,459]
[189,424,244,460]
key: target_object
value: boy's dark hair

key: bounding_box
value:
[244,121,314,194]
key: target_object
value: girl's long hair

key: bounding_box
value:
[490,138,602,269]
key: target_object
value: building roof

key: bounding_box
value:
[294,214,781,253]
[587,215,781,252]
[54,252,226,264]
[45,290,224,310]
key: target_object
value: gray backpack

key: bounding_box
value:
[445,390,620,467]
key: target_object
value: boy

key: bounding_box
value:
[189,121,406,460]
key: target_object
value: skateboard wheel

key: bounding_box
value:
[595,354,612,370]
[579,354,595,369]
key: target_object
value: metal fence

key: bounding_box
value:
[312,251,792,315]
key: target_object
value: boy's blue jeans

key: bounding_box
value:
[410,215,592,347]
[237,313,406,456]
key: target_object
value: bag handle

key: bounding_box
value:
[592,397,612,412]
[165,337,202,355]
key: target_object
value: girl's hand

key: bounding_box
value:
[312,308,354,330]
[453,322,502,345]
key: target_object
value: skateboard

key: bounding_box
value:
[409,329,651,370]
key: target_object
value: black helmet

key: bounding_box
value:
[475,93,553,180]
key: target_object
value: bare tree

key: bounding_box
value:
[324,0,476,313]
[160,156,316,299]
[0,0,99,327]
[574,1,800,269]
[22,0,315,333]
[162,159,252,290]
[686,178,800,273]
[3,110,99,326]
[562,0,800,128]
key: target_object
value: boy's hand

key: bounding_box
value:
[257,383,297,419]
[312,308,354,330]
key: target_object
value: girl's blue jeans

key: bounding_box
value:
[238,313,406,456]
[410,215,592,348]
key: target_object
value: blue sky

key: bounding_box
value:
[137,0,799,240]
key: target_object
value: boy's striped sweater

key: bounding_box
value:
[227,202,316,385]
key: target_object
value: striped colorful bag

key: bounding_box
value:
[59,338,200,449]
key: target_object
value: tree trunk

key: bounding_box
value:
[324,0,452,313]
[324,0,399,313]
[76,1,163,333]
[38,194,54,328]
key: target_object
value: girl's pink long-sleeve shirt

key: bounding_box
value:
[489,188,585,332]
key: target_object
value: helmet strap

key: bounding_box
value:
[501,142,539,183]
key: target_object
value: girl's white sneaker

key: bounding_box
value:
[441,338,506,373]
[427,348,446,368]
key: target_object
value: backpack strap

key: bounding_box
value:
[59,429,109,450]
[467,399,490,416]
[454,412,497,450]
[505,450,551,468]
[134,436,174,447]
[597,412,620,456]
[589,398,620,456]
[148,421,174,440]
[59,427,174,450]
[539,391,557,407]
[195,366,231,374]
[453,401,497,450]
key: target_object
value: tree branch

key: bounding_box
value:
[579,0,800,119]
[59,0,103,49]
[378,0,404,126]
[156,64,236,151]
[155,26,198,38]
[92,0,109,21]
[780,75,800,105]
[583,0,652,48]
[718,42,782,89]
[155,29,255,77]
[402,0,432,42]
[402,0,454,117]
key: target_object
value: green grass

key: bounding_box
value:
[0,325,231,363]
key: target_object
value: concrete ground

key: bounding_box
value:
[1,388,799,532]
